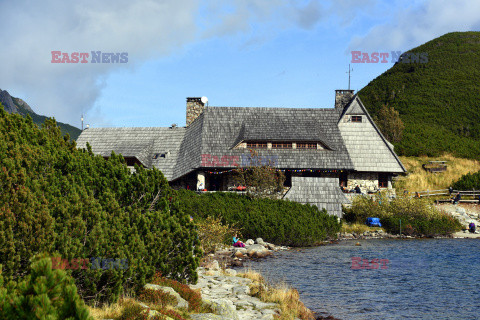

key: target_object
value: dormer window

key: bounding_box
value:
[297,143,317,149]
[246,142,267,148]
[272,142,292,149]
[351,116,362,122]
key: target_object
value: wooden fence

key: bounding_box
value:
[414,189,480,198]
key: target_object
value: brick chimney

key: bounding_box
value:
[335,90,354,110]
[186,97,205,126]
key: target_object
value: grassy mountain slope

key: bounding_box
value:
[358,32,480,159]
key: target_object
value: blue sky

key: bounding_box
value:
[1,0,479,128]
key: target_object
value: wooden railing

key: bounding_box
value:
[413,189,480,198]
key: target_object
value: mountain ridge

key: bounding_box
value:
[0,88,81,140]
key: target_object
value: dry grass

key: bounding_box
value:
[340,222,385,234]
[87,296,135,320]
[239,269,315,320]
[395,154,480,192]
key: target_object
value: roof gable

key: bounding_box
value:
[338,96,406,173]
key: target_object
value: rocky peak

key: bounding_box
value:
[0,89,18,114]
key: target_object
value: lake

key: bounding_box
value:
[243,239,480,320]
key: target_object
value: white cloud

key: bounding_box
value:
[0,0,199,125]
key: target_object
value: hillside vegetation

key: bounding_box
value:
[0,104,200,306]
[176,189,341,247]
[358,32,480,158]
[395,155,480,192]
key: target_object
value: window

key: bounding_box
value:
[351,116,362,122]
[246,142,267,148]
[297,143,317,149]
[378,173,389,188]
[272,142,292,149]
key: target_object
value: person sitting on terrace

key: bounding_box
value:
[232,233,245,247]
[354,185,362,194]
[451,192,461,204]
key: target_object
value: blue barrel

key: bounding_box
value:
[366,217,382,227]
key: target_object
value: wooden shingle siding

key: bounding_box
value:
[338,98,405,173]
[284,176,349,218]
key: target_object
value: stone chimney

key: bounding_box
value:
[335,90,355,110]
[186,97,205,126]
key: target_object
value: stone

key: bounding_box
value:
[203,298,239,320]
[251,250,272,259]
[266,243,276,250]
[224,269,237,277]
[232,285,250,295]
[255,238,266,245]
[206,260,220,270]
[456,207,466,214]
[234,251,244,258]
[143,284,189,309]
[245,239,255,246]
[246,244,268,257]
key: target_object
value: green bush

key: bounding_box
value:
[0,255,93,320]
[176,189,341,246]
[0,106,200,305]
[343,193,462,236]
[451,171,480,190]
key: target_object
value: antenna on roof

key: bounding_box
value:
[81,114,84,131]
[346,64,353,90]
[201,96,208,106]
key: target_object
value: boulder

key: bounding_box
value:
[266,243,276,250]
[234,251,244,258]
[205,260,220,270]
[251,250,272,259]
[246,244,268,256]
[245,239,255,246]
[203,298,239,320]
[143,284,189,309]
[224,269,237,277]
[255,238,266,245]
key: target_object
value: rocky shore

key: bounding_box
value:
[438,203,480,238]
[201,238,289,269]
[190,263,281,320]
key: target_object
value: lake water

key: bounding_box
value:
[242,239,480,320]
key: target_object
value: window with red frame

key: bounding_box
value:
[351,116,362,122]
[272,142,292,149]
[246,142,268,148]
[297,143,317,149]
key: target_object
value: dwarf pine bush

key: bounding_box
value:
[0,105,200,305]
[0,256,93,320]
[176,189,341,246]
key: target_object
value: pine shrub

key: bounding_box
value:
[0,255,93,319]
[0,106,200,305]
[176,189,341,246]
